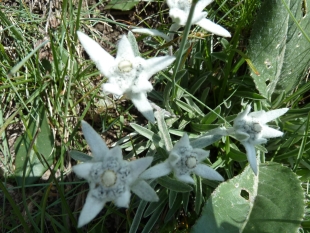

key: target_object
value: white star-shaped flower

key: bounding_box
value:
[77,31,175,123]
[232,105,289,175]
[72,121,158,227]
[167,0,231,37]
[140,133,224,184]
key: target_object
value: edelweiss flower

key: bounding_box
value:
[73,121,158,227]
[77,31,175,123]
[232,106,289,175]
[140,133,224,183]
[167,0,231,37]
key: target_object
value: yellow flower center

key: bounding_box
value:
[101,170,117,187]
[186,156,197,169]
[118,60,133,73]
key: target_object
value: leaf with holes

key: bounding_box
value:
[191,162,304,233]
[247,0,310,100]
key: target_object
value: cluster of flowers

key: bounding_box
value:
[73,0,288,227]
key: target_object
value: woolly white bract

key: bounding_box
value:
[131,28,171,42]
[167,0,231,37]
[203,106,288,175]
[77,31,175,123]
[73,121,158,227]
[232,106,289,175]
[140,133,224,183]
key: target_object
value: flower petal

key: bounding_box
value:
[141,56,176,79]
[261,126,284,138]
[248,110,265,118]
[168,23,181,41]
[168,152,181,167]
[131,180,159,202]
[116,35,135,59]
[235,130,250,141]
[129,157,153,182]
[140,160,172,180]
[130,92,155,123]
[242,142,258,175]
[171,133,191,153]
[249,137,267,145]
[102,83,124,96]
[166,0,178,8]
[192,148,210,162]
[190,134,223,148]
[130,75,153,93]
[196,0,213,12]
[196,18,231,37]
[175,174,195,184]
[194,164,224,181]
[77,31,114,77]
[106,146,123,161]
[192,12,208,24]
[259,108,289,124]
[81,121,109,161]
[132,28,171,42]
[72,163,93,179]
[114,189,131,208]
[77,192,105,227]
[169,8,189,25]
[235,105,251,122]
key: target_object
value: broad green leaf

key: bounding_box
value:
[190,134,222,148]
[183,96,204,116]
[247,0,310,100]
[275,0,310,93]
[155,111,173,151]
[182,191,190,212]
[14,105,54,185]
[234,91,266,100]
[165,193,183,223]
[104,0,139,11]
[211,52,228,62]
[157,176,193,192]
[286,107,310,115]
[194,176,203,214]
[227,148,247,162]
[190,75,210,95]
[69,150,92,162]
[176,99,196,115]
[192,162,304,233]
[201,106,221,124]
[142,201,166,233]
[191,123,219,132]
[130,123,162,147]
[129,201,148,233]
[144,190,168,218]
[168,190,177,209]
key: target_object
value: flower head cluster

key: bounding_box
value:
[77,31,175,123]
[141,133,224,183]
[167,0,231,37]
[232,106,289,175]
[73,121,158,227]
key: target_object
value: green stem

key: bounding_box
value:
[171,0,198,100]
